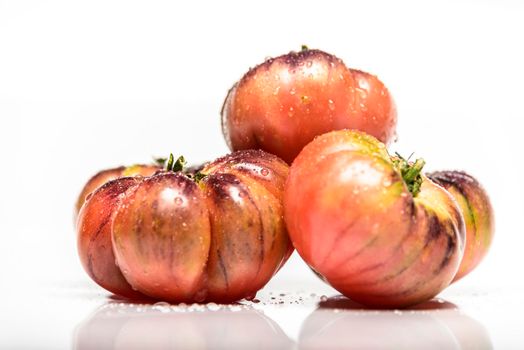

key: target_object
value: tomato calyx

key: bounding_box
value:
[393,153,425,197]
[162,153,207,182]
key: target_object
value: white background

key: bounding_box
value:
[1,0,523,348]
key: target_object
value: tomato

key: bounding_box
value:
[428,170,494,281]
[77,177,147,299]
[221,47,397,164]
[111,150,292,303]
[75,164,160,219]
[284,130,465,308]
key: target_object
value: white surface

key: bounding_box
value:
[1,0,524,349]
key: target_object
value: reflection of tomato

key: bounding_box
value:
[75,303,292,350]
[284,130,465,308]
[112,150,292,303]
[428,170,494,281]
[77,177,147,299]
[75,164,160,219]
[221,47,397,163]
[299,296,492,349]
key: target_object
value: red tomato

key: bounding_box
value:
[284,130,465,308]
[221,47,397,164]
[428,171,494,281]
[110,150,292,303]
[75,164,160,219]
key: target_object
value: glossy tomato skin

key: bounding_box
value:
[284,130,465,308]
[221,49,396,164]
[112,172,212,302]
[75,164,160,219]
[428,171,494,282]
[77,177,146,299]
[112,150,292,303]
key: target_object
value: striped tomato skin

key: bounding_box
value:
[428,170,494,282]
[111,150,292,303]
[284,130,465,308]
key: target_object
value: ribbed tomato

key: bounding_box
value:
[428,170,494,281]
[221,47,396,164]
[284,130,465,308]
[111,150,292,303]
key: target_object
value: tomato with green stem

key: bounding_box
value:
[284,130,465,308]
[111,151,292,303]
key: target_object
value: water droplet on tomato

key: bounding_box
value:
[193,289,207,302]
[261,168,269,176]
[306,60,312,67]
[289,88,296,95]
[174,197,183,205]
[245,292,257,301]
[328,99,335,110]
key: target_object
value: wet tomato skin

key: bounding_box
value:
[284,130,465,308]
[428,171,494,282]
[77,177,146,299]
[221,48,396,164]
[112,150,292,303]
[112,172,212,302]
[75,164,160,219]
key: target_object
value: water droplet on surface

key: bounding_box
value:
[260,168,269,176]
[252,298,261,303]
[206,302,220,311]
[320,295,328,302]
[228,305,242,312]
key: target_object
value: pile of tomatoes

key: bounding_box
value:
[76,47,494,308]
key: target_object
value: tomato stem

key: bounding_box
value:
[394,153,425,197]
[164,153,207,183]
[165,153,186,172]
[301,45,309,51]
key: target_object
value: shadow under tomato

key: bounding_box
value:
[73,301,294,350]
[298,295,492,350]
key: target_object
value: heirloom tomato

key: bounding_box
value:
[284,130,465,308]
[111,151,292,303]
[221,47,396,163]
